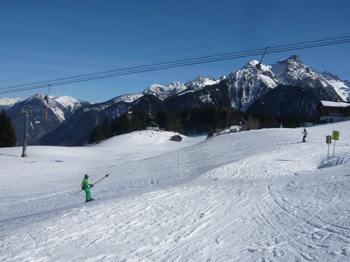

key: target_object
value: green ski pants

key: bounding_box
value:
[85,187,91,200]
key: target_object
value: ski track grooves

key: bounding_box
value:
[2,127,350,261]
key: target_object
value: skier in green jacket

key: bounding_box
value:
[81,174,94,202]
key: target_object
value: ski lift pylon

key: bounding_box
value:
[256,47,269,70]
[45,84,51,122]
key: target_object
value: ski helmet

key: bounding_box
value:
[85,174,89,179]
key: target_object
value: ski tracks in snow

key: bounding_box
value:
[2,128,350,261]
[197,140,350,261]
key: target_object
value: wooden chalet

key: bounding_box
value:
[238,118,251,131]
[146,121,160,131]
[259,118,281,129]
[316,100,350,123]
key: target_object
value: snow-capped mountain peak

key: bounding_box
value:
[0,97,24,110]
[269,54,350,101]
[142,76,220,100]
[53,95,90,113]
[185,76,220,91]
[225,60,281,110]
[24,93,90,113]
[270,54,322,88]
[143,82,186,100]
[322,71,341,82]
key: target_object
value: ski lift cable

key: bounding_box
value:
[2,23,350,84]
[0,46,268,91]
[1,35,350,92]
[112,132,164,173]
[4,34,348,92]
[10,36,350,89]
[45,84,50,123]
[2,35,350,91]
[1,35,350,95]
[70,131,165,196]
[36,37,350,87]
[89,131,165,188]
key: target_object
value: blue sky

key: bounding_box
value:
[1,0,350,103]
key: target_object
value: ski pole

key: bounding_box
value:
[92,174,110,186]
[68,189,82,196]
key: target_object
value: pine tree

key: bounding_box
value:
[0,109,17,147]
[89,123,104,144]
[155,110,173,131]
[118,114,131,135]
[130,112,144,131]
[102,118,112,138]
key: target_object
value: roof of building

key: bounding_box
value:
[259,118,281,129]
[146,122,159,127]
[318,100,350,108]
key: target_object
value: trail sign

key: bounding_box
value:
[332,130,340,140]
[326,135,332,167]
[332,130,340,156]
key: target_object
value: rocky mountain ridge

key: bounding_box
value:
[2,54,349,146]
[3,94,90,145]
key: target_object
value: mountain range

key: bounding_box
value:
[1,54,349,146]
[1,94,90,145]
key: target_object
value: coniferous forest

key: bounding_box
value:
[89,106,316,144]
[0,109,17,147]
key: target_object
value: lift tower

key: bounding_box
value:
[17,108,35,157]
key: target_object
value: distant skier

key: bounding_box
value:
[81,174,94,202]
[302,128,308,142]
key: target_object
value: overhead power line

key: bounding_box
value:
[0,35,350,95]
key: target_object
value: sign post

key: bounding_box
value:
[177,152,180,180]
[326,135,332,167]
[332,130,340,156]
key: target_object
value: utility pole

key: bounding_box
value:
[17,108,35,157]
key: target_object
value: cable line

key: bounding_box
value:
[1,35,350,95]
[2,23,350,83]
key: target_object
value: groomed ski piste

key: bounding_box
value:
[1,122,350,261]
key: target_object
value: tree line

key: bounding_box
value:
[0,102,320,148]
[89,105,318,143]
[0,105,316,147]
[0,109,17,147]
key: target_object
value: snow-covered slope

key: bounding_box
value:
[1,122,350,261]
[322,71,350,102]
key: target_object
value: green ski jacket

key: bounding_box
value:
[81,179,90,190]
